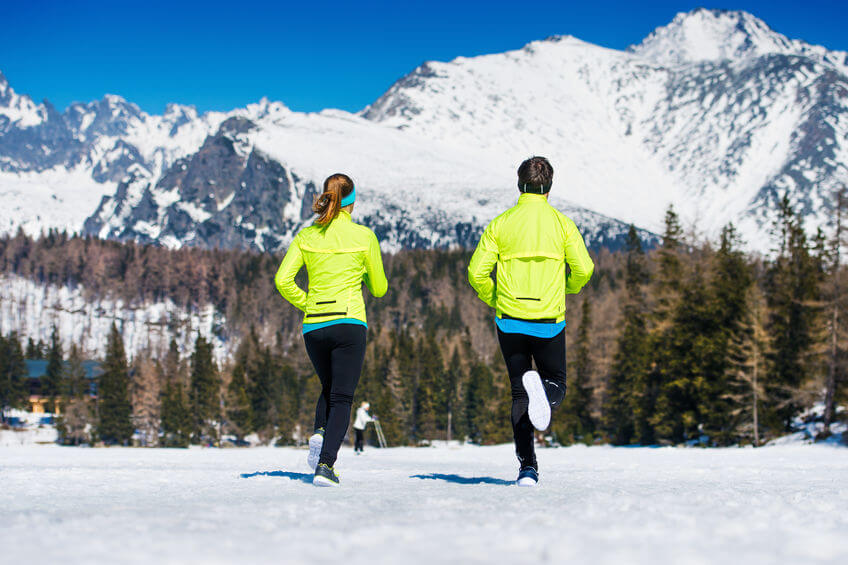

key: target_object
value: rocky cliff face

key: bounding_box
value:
[84,117,320,252]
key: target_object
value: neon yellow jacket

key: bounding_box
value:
[468,193,594,322]
[275,211,387,324]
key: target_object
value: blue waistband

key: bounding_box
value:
[302,318,366,334]
[496,316,566,338]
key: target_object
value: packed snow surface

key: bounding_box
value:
[1,444,846,564]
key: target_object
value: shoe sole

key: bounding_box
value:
[312,475,339,487]
[307,434,323,472]
[516,476,539,487]
[523,370,551,431]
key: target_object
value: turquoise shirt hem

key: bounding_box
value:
[495,317,566,338]
[302,318,367,335]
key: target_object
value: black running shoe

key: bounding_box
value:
[516,466,539,487]
[543,379,566,408]
[313,463,340,487]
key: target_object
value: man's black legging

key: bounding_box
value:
[303,324,367,467]
[496,328,567,467]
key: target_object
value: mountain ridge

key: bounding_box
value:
[1,8,846,253]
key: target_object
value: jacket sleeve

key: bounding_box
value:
[274,235,308,311]
[467,221,498,308]
[564,218,594,295]
[364,231,388,298]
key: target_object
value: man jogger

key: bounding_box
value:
[467,156,594,486]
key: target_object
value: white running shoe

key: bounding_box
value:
[307,430,324,472]
[522,370,551,431]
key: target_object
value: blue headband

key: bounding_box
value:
[341,188,356,207]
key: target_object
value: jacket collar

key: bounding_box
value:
[517,193,549,204]
[336,210,353,222]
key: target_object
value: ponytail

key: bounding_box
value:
[313,173,354,226]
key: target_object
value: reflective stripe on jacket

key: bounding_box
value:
[275,211,387,325]
[467,193,594,322]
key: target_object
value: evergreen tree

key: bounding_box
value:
[485,367,514,445]
[42,325,63,412]
[701,225,754,444]
[161,379,192,447]
[270,354,299,446]
[1,333,29,421]
[189,335,220,444]
[97,324,133,445]
[414,331,446,440]
[445,348,462,442]
[393,330,420,441]
[557,299,595,444]
[655,205,684,318]
[650,259,719,444]
[644,207,686,442]
[25,337,44,360]
[465,362,494,444]
[724,285,772,446]
[225,365,254,442]
[55,344,94,445]
[603,226,650,444]
[822,186,847,435]
[241,333,289,443]
[371,337,408,446]
[763,196,820,431]
[64,344,89,398]
[160,340,192,447]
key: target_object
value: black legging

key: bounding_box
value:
[354,428,364,452]
[496,328,567,468]
[304,324,367,467]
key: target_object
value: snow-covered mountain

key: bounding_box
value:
[2,8,847,253]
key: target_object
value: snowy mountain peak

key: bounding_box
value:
[0,71,42,128]
[629,9,795,66]
[242,97,291,122]
[164,102,198,120]
[629,8,848,75]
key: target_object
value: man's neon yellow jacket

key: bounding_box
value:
[275,211,387,325]
[468,193,594,323]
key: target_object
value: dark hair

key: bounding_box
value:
[313,173,354,225]
[517,156,553,193]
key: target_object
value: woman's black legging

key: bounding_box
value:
[303,324,367,467]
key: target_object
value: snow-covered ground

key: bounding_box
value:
[1,444,846,564]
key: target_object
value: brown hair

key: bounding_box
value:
[313,173,354,225]
[517,156,553,193]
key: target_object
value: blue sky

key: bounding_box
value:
[1,0,846,114]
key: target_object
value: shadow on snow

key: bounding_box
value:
[240,470,313,483]
[410,473,513,486]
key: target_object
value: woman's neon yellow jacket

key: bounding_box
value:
[468,193,594,322]
[275,211,387,324]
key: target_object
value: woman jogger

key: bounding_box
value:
[275,173,387,487]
